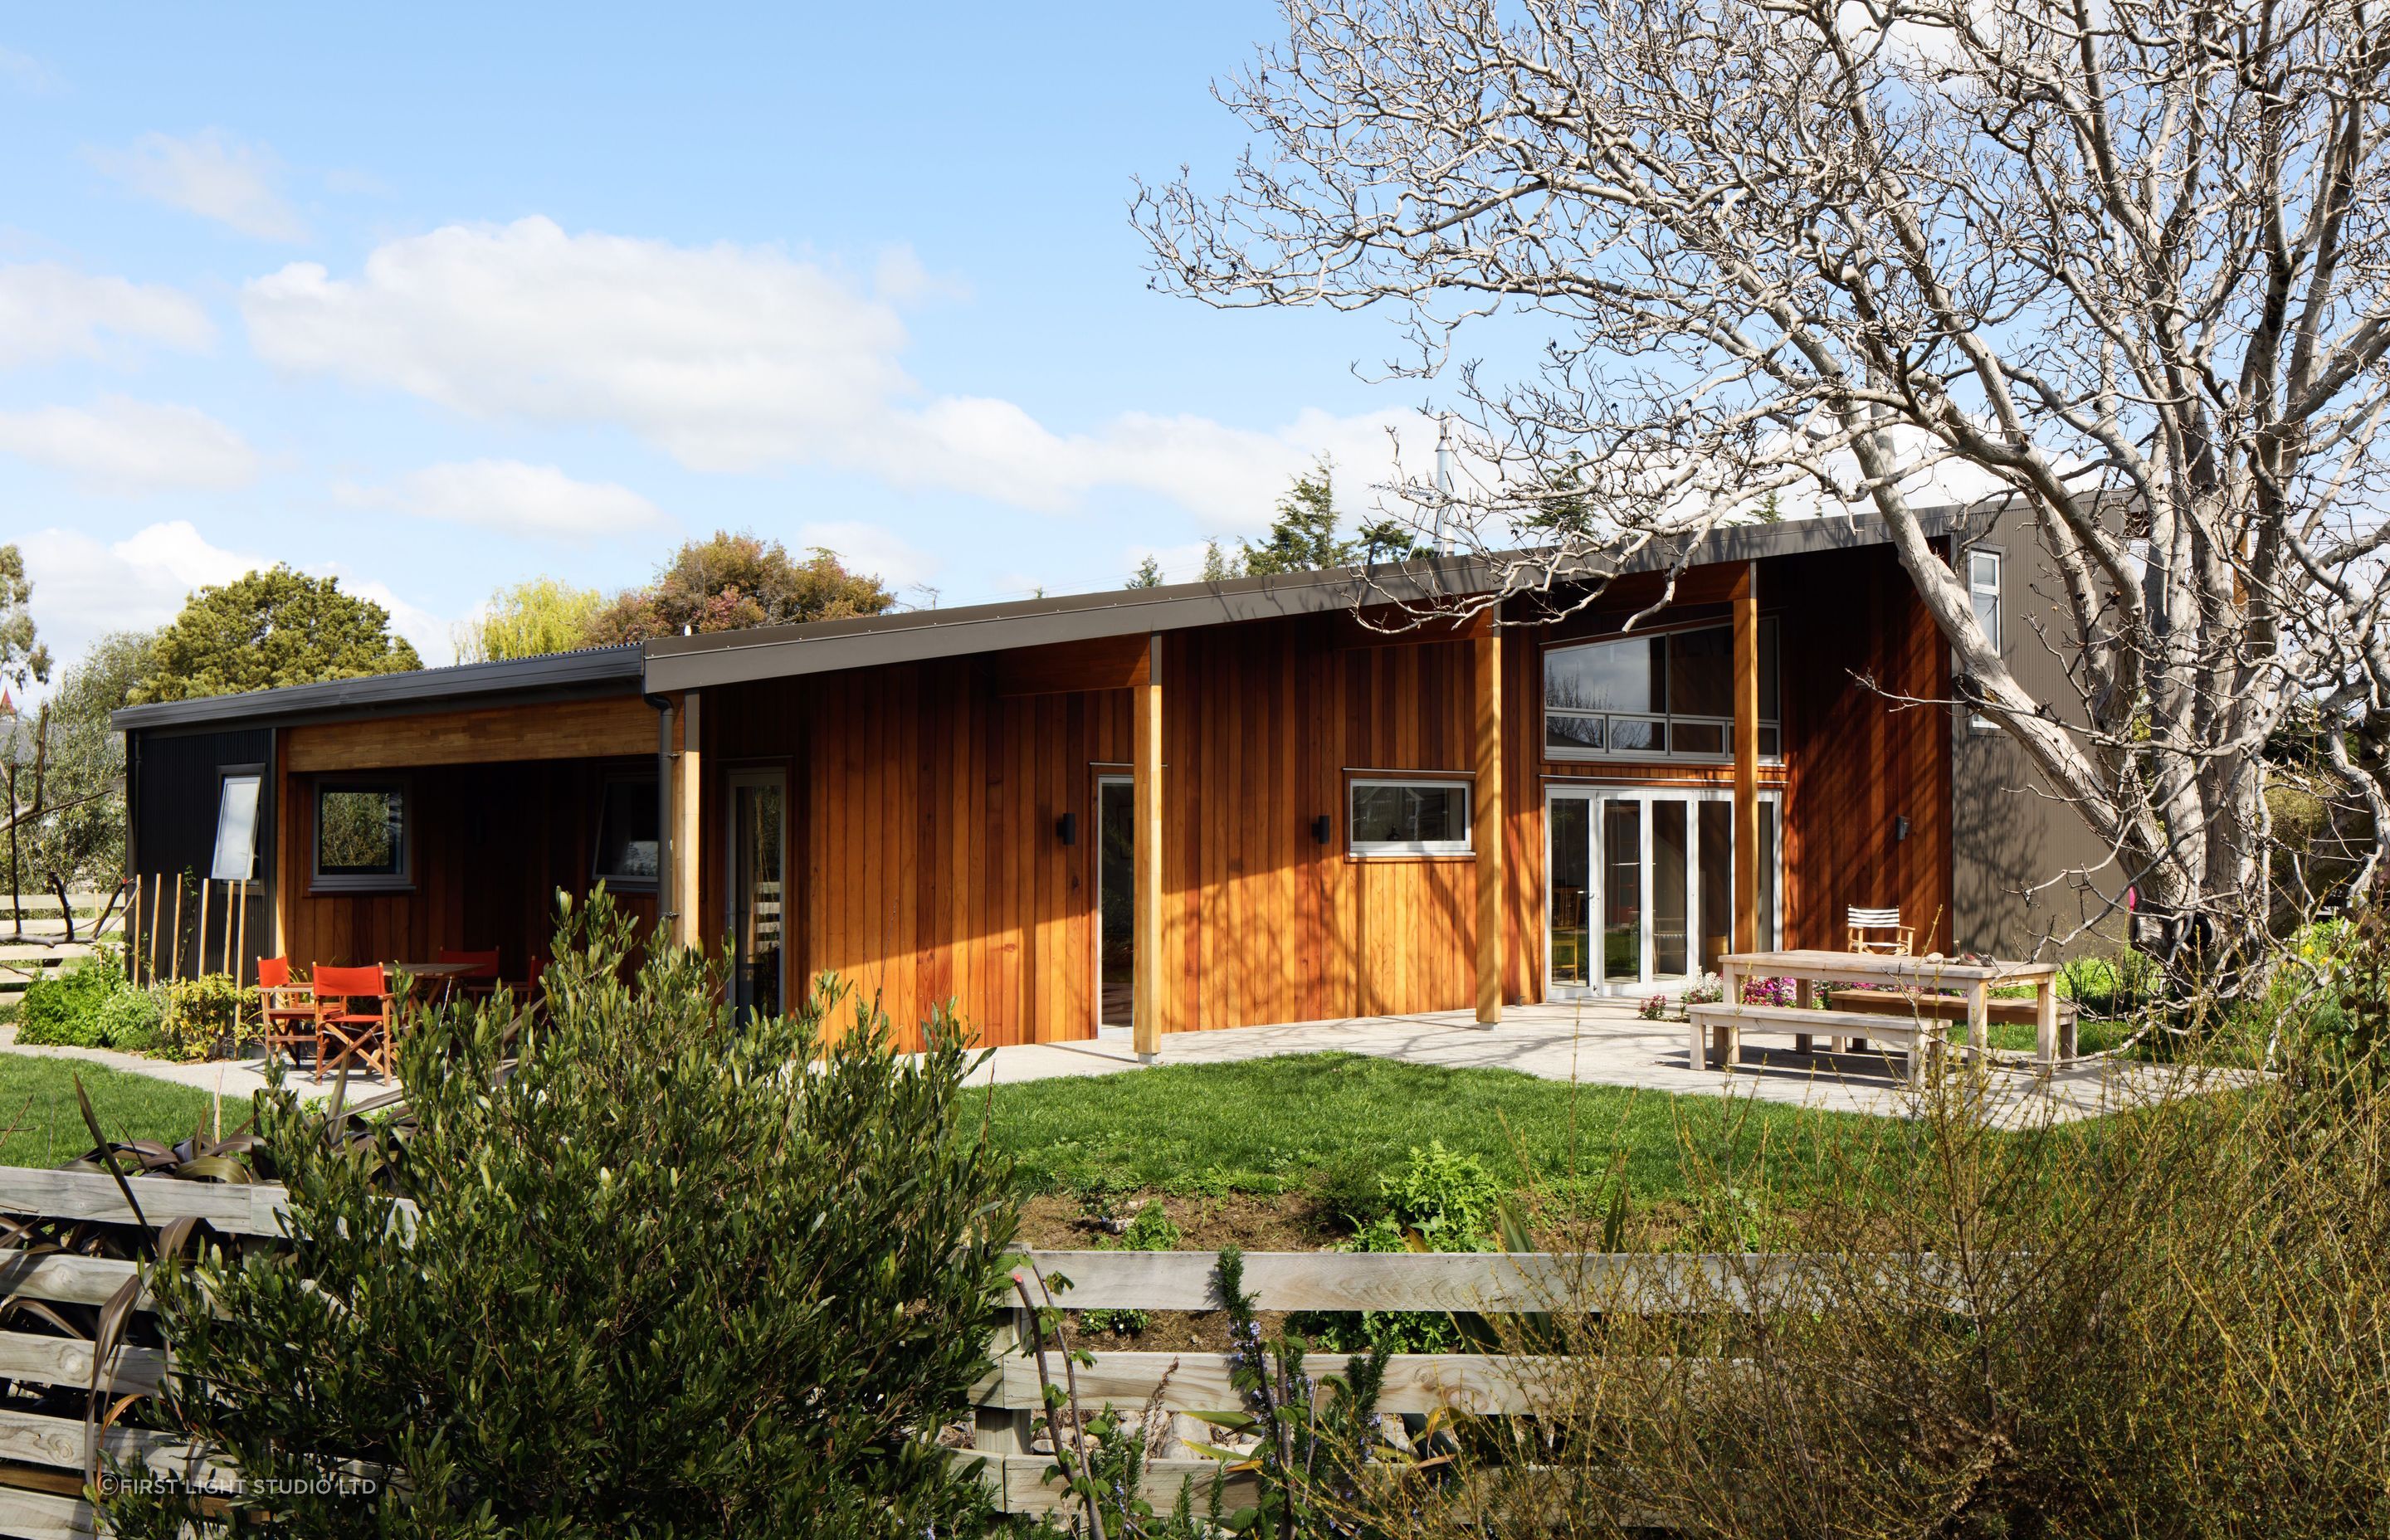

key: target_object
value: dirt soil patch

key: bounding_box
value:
[1014,1188,1354,1352]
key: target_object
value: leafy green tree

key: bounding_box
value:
[0,543,49,697]
[1241,457,1350,575]
[1354,517,1421,564]
[111,893,1016,1538]
[1127,554,1164,588]
[8,631,152,938]
[132,567,422,704]
[454,577,605,663]
[0,546,53,936]
[586,532,895,643]
[1200,539,1241,582]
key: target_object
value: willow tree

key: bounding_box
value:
[1139,0,2390,980]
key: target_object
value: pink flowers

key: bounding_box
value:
[1741,975,1796,1007]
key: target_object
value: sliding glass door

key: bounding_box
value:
[1546,784,1780,997]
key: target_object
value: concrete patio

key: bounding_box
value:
[7,998,2199,1124]
[963,998,2186,1123]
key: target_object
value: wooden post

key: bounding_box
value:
[1473,624,1505,1025]
[1132,634,1164,1062]
[232,879,248,985]
[1727,562,1761,1068]
[196,879,212,979]
[125,882,140,987]
[673,692,704,952]
[169,875,184,981]
[148,874,162,982]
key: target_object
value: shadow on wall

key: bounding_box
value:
[1952,750,2125,961]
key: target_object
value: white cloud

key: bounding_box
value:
[339,458,670,540]
[0,263,215,368]
[0,396,259,492]
[241,217,1431,529]
[792,519,938,589]
[0,46,60,95]
[15,520,264,683]
[16,520,461,682]
[90,129,309,241]
[337,577,456,668]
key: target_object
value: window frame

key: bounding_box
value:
[1541,619,1783,764]
[1966,547,2002,733]
[1346,776,1475,859]
[310,776,414,894]
[591,769,664,890]
[208,765,264,883]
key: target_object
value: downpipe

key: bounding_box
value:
[644,693,676,939]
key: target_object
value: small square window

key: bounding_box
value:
[209,772,261,882]
[594,775,661,886]
[1349,780,1471,856]
[315,782,410,891]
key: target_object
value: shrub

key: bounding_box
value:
[1306,1142,1507,1355]
[13,954,123,1046]
[95,986,168,1053]
[1373,1059,2390,1539]
[1383,1137,1502,1247]
[159,972,248,1060]
[110,891,1017,1538]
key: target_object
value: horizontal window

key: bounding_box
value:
[1543,621,1779,761]
[315,782,410,891]
[594,774,661,886]
[1349,779,1472,857]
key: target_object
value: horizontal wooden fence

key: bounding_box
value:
[0,1167,1821,1532]
[958,1247,1817,1517]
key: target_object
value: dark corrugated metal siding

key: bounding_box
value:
[129,726,274,982]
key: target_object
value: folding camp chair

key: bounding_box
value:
[1846,906,1916,956]
[256,957,319,1071]
[312,964,396,1082]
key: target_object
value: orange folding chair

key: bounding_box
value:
[437,948,503,1004]
[256,958,319,1071]
[312,964,396,1082]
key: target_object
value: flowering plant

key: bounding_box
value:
[1742,974,1797,1006]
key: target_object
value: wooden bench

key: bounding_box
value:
[1688,1003,1947,1084]
[1823,988,2079,1059]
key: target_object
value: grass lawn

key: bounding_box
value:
[0,1054,220,1168]
[979,1050,1906,1216]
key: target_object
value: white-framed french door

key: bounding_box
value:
[1545,783,1782,998]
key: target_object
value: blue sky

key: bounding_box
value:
[0,3,1448,689]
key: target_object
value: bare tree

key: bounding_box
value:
[1138,0,2390,984]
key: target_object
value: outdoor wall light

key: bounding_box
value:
[1056,811,1077,846]
[1895,815,1911,842]
[1312,814,1333,846]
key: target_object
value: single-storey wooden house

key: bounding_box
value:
[113,507,2116,1055]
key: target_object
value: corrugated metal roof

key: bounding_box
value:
[110,643,646,733]
[110,508,1954,733]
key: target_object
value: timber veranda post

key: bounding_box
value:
[1473,620,1505,1025]
[1132,633,1164,1062]
[1724,561,1761,1066]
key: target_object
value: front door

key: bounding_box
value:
[726,769,786,1026]
[1095,776,1134,1029]
[1547,785,1779,997]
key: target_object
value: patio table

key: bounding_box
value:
[388,962,482,1009]
[1716,949,2067,1065]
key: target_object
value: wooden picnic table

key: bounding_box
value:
[1717,948,2066,1064]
